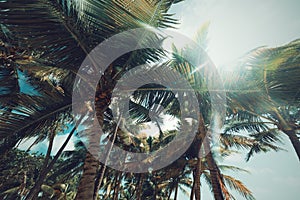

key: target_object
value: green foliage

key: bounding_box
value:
[0,148,83,200]
[1,0,299,199]
[0,149,43,199]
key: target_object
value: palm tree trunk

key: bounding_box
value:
[154,175,158,200]
[75,151,99,200]
[77,94,114,200]
[76,120,102,200]
[174,183,178,200]
[194,159,202,200]
[78,113,115,200]
[168,187,173,200]
[197,112,224,200]
[190,173,195,200]
[204,139,224,200]
[136,174,144,200]
[74,113,102,200]
[93,116,121,199]
[285,129,300,161]
[273,108,300,161]
[193,111,205,200]
[77,65,116,199]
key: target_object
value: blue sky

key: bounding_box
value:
[169,0,300,199]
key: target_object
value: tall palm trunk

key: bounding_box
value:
[76,69,115,199]
[136,174,144,200]
[75,117,102,199]
[203,140,224,200]
[174,182,178,200]
[198,113,224,200]
[76,62,132,199]
[285,129,300,161]
[168,187,173,200]
[94,115,121,200]
[154,177,158,200]
[190,173,195,200]
[194,159,202,200]
[75,151,99,200]
[76,112,103,200]
[192,136,202,200]
[273,108,300,161]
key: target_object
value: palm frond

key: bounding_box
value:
[227,39,300,109]
[0,0,180,71]
[0,92,72,154]
[246,142,284,161]
[224,121,272,134]
[218,165,250,174]
[0,0,87,70]
[220,133,254,150]
[223,175,255,200]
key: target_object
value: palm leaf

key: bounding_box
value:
[223,175,255,200]
[0,92,72,155]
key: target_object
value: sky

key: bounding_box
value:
[169,0,300,199]
[170,0,300,67]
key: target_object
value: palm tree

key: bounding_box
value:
[0,0,183,199]
[0,149,42,199]
[224,39,300,161]
[0,147,83,200]
[3,1,297,200]
[128,23,258,200]
[200,164,255,200]
[166,24,226,199]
